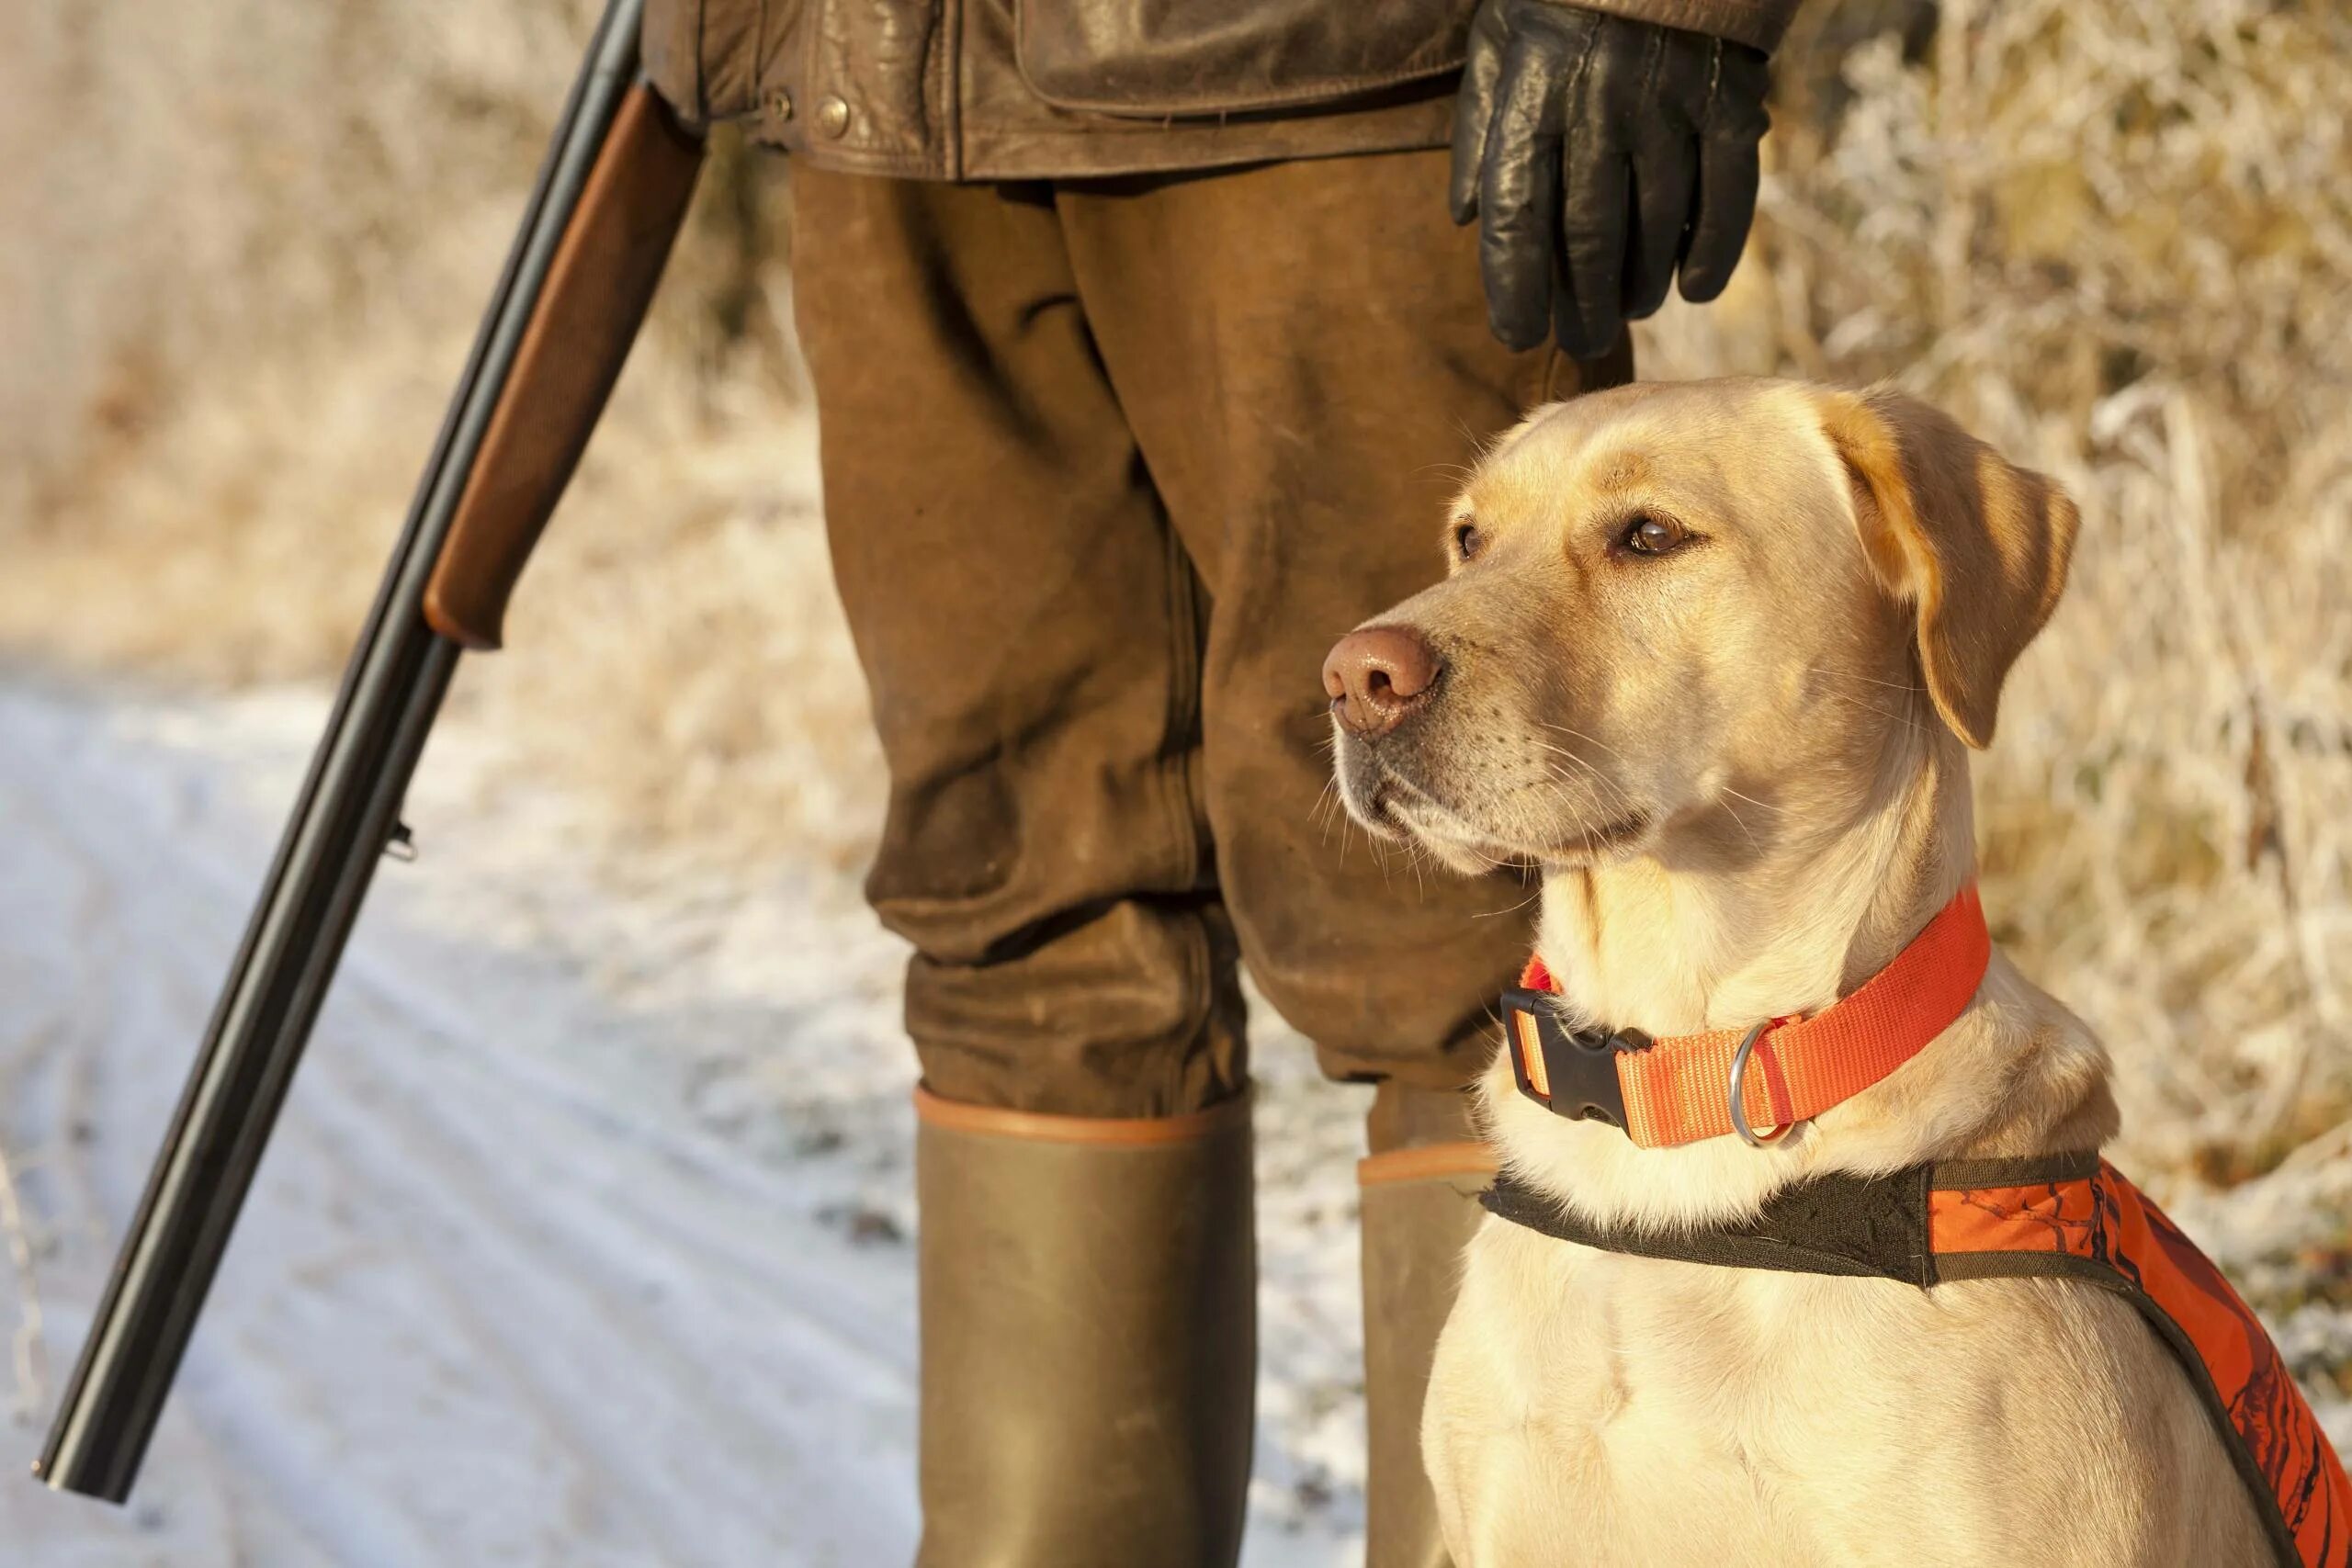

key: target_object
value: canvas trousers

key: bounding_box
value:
[789,150,1633,1117]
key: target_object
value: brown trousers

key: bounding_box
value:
[790,152,1630,1118]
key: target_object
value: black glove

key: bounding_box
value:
[1450,0,1771,357]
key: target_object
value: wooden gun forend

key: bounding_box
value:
[422,85,704,650]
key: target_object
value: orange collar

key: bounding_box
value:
[1505,884,1991,1149]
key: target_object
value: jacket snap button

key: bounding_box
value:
[768,89,793,122]
[815,95,851,138]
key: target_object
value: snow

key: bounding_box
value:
[0,676,1369,1565]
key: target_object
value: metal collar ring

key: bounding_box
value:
[1728,1019,1792,1149]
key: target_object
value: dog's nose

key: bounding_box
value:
[1323,625,1442,738]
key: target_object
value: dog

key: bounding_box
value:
[1323,378,2277,1565]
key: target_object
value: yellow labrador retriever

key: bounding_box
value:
[1323,379,2276,1565]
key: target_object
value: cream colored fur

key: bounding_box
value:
[1329,379,2267,1565]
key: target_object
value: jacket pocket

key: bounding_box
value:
[1015,0,1471,118]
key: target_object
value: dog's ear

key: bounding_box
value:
[1816,387,2079,749]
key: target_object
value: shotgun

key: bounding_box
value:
[33,0,704,1501]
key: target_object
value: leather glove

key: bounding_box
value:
[1450,0,1772,357]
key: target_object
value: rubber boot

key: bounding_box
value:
[913,1085,1256,1568]
[1358,1083,1495,1568]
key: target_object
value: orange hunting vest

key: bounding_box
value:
[1484,1155,2352,1566]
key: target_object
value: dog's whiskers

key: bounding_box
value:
[1716,790,1763,855]
[1541,720,1628,762]
[1533,744,1639,812]
[1717,784,1788,816]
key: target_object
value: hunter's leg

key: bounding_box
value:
[1060,150,1632,1568]
[788,166,1251,1568]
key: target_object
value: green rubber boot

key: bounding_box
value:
[1358,1083,1493,1568]
[913,1086,1256,1568]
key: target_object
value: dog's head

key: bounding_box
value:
[1325,378,2078,873]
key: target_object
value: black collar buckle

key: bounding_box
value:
[1501,987,1646,1131]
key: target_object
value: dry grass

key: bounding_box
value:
[1635,0,2352,1170]
[2,0,2346,1174]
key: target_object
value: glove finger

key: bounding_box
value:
[1679,130,1758,303]
[1479,45,1563,352]
[1623,137,1696,320]
[1449,6,1510,224]
[1680,44,1770,302]
[1555,125,1631,359]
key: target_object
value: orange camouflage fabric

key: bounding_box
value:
[1931,1160,2352,1568]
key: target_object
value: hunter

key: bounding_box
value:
[637,0,1785,1562]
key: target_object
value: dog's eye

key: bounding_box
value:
[1453,521,1484,561]
[1620,514,1689,557]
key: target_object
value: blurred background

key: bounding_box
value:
[2,0,2347,1561]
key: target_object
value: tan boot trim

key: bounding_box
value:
[1357,1140,1499,1188]
[912,1083,1250,1145]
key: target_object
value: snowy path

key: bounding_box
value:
[0,679,1365,1566]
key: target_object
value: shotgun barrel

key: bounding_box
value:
[34,0,703,1501]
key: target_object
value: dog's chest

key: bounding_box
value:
[1430,1224,2136,1565]
[1446,1228,1945,1457]
[1518,1244,1916,1442]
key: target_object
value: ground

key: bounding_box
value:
[0,677,1367,1565]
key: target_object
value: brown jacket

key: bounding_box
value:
[640,0,1800,180]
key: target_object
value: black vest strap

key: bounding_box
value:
[1480,1151,2101,1289]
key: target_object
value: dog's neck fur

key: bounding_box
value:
[1538,698,1965,1045]
[1492,691,2117,1231]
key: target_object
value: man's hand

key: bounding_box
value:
[1450,1,1771,357]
